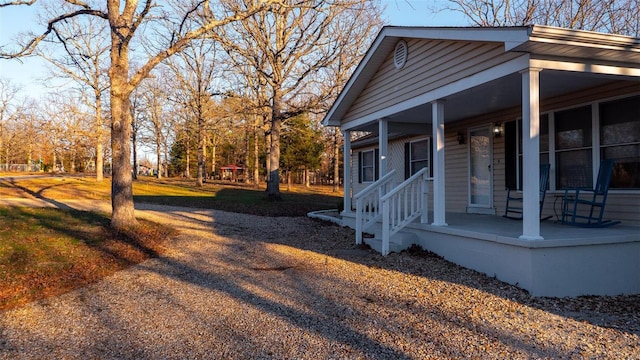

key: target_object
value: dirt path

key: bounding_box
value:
[0,201,638,359]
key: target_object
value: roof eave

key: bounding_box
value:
[526,24,640,51]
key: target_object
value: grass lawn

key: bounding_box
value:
[0,175,343,216]
[133,177,342,216]
[0,206,176,310]
[0,174,342,310]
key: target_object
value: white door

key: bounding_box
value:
[468,126,493,210]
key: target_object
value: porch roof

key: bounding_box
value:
[323,25,640,132]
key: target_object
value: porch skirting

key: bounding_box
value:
[339,211,640,297]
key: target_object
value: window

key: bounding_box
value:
[405,138,430,179]
[513,115,549,189]
[600,95,640,189]
[505,94,639,192]
[555,105,593,189]
[358,149,377,183]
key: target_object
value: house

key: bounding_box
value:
[322,25,640,297]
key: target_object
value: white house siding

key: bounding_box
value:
[352,137,420,196]
[343,39,521,123]
[351,145,363,198]
[388,141,405,186]
[443,129,469,213]
[351,136,432,206]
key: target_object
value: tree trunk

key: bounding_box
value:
[131,119,138,181]
[196,128,205,186]
[109,36,136,229]
[156,144,162,179]
[333,129,340,192]
[95,94,104,182]
[266,89,282,200]
[305,167,310,187]
[70,150,76,173]
[265,131,270,184]
[286,170,291,191]
[253,116,260,188]
[0,123,3,171]
[244,123,250,184]
[185,132,191,178]
[211,143,217,175]
[27,143,32,171]
[163,142,169,177]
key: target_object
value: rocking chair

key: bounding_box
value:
[504,164,551,220]
[561,159,620,227]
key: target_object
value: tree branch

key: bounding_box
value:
[0,0,35,7]
[0,8,107,58]
[129,0,282,91]
[64,0,90,10]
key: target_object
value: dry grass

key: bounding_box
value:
[0,206,177,310]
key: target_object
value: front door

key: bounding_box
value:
[468,126,493,211]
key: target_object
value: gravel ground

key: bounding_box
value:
[1,202,638,359]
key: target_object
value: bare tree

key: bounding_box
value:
[216,0,383,200]
[130,88,143,180]
[332,127,341,192]
[37,6,110,181]
[166,38,220,186]
[137,73,173,179]
[53,92,94,173]
[220,60,271,187]
[0,79,22,170]
[442,0,640,36]
[318,4,383,193]
[1,0,283,229]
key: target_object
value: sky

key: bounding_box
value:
[0,1,469,98]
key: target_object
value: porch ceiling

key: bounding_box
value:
[352,70,628,133]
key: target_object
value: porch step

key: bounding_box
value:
[363,231,418,254]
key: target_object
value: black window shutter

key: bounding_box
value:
[504,121,517,190]
[374,148,380,180]
[357,151,362,183]
[404,142,411,179]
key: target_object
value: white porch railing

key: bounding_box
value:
[354,170,397,245]
[380,167,432,255]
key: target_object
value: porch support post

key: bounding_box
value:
[432,100,447,226]
[342,130,351,214]
[519,68,544,240]
[379,118,388,177]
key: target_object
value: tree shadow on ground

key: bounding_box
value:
[130,236,571,358]
[226,216,640,338]
[134,187,340,217]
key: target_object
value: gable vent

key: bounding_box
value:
[393,40,408,69]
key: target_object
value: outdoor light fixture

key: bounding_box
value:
[493,123,503,137]
[457,130,466,144]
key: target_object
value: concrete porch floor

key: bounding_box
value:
[332,210,639,246]
[429,212,639,244]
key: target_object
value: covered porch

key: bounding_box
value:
[334,30,639,240]
[322,25,640,297]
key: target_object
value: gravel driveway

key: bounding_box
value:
[1,202,638,359]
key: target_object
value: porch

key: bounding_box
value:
[335,211,640,297]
